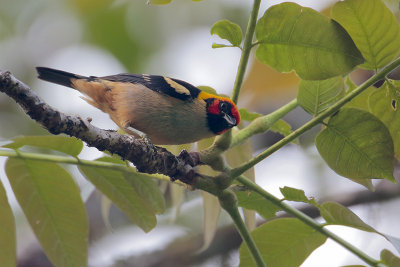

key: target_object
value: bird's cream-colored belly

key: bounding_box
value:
[113,84,215,145]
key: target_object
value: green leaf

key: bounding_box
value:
[5,158,88,267]
[345,76,357,93]
[385,80,400,110]
[297,76,345,116]
[198,86,218,95]
[381,249,400,267]
[95,156,126,164]
[79,165,156,232]
[0,180,15,267]
[347,177,374,191]
[255,2,364,80]
[270,119,292,137]
[319,201,377,232]
[280,186,308,202]
[96,156,166,212]
[211,19,243,47]
[235,189,280,220]
[239,218,327,267]
[239,108,262,122]
[238,110,292,137]
[3,135,83,156]
[280,186,316,205]
[97,157,166,215]
[345,86,377,111]
[124,172,166,215]
[332,0,400,70]
[369,85,400,160]
[212,43,233,49]
[316,108,395,181]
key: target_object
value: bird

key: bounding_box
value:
[36,67,240,145]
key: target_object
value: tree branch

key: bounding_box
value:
[0,70,202,183]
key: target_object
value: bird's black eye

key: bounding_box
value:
[219,101,230,113]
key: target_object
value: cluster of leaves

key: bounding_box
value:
[1,0,400,267]
[212,0,400,188]
[236,185,400,267]
[210,0,400,266]
[2,136,167,267]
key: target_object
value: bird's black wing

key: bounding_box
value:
[99,73,201,101]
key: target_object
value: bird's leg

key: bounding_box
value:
[125,126,154,148]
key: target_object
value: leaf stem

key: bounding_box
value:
[203,0,262,155]
[219,190,266,267]
[231,57,400,178]
[231,98,298,147]
[231,0,261,104]
[0,149,176,184]
[236,176,383,267]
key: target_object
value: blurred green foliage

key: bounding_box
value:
[0,0,248,138]
[70,0,146,71]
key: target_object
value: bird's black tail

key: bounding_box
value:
[36,67,87,88]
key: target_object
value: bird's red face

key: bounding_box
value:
[204,97,241,135]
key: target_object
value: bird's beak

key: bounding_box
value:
[223,113,237,127]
